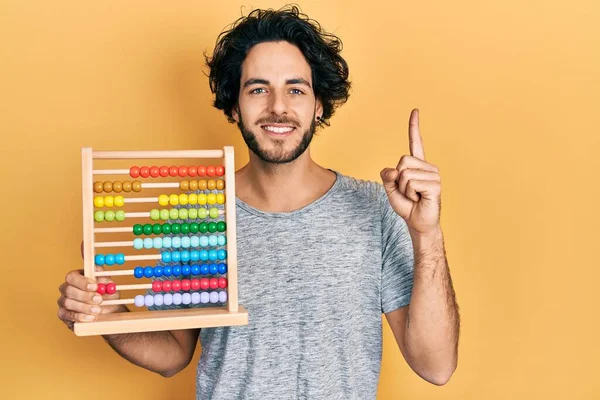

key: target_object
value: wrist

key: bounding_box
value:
[409,225,444,250]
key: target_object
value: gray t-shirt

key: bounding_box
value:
[151,171,414,399]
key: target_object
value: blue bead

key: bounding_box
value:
[200,264,209,275]
[182,265,191,275]
[199,250,208,261]
[190,250,199,261]
[191,265,201,275]
[217,235,226,246]
[163,266,172,277]
[181,237,191,248]
[134,267,144,278]
[172,237,181,248]
[190,236,200,247]
[154,266,163,277]
[208,235,218,247]
[144,266,154,278]
[208,250,217,261]
[133,238,143,250]
[143,238,153,249]
[115,253,125,265]
[163,236,172,248]
[105,254,115,266]
[217,249,227,260]
[209,264,218,275]
[162,252,171,263]
[181,250,190,263]
[172,266,181,276]
[171,251,181,262]
[218,263,227,274]
[200,236,209,247]
[95,254,105,266]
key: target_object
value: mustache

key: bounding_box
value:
[256,116,300,126]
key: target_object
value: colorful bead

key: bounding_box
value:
[171,223,180,234]
[191,279,201,290]
[190,223,199,233]
[115,253,125,264]
[198,166,206,176]
[95,254,105,265]
[200,278,209,290]
[140,166,150,178]
[200,236,209,247]
[152,281,162,292]
[207,194,216,205]
[216,194,225,204]
[145,294,154,307]
[143,224,153,235]
[104,211,115,222]
[191,292,201,304]
[163,237,172,248]
[181,224,190,234]
[209,278,218,289]
[162,252,171,262]
[150,209,160,220]
[114,196,124,207]
[130,166,140,178]
[152,224,162,235]
[162,281,172,291]
[163,293,173,306]
[217,221,226,232]
[115,210,125,221]
[150,166,160,178]
[144,267,154,278]
[209,264,218,274]
[172,293,182,305]
[218,278,228,289]
[207,166,216,177]
[103,181,113,192]
[188,208,198,219]
[171,252,181,262]
[216,179,225,190]
[210,291,219,303]
[172,280,181,291]
[162,223,171,234]
[133,238,143,249]
[132,181,142,192]
[218,263,227,274]
[198,208,208,219]
[154,267,163,277]
[199,250,209,261]
[169,166,178,177]
[159,166,169,177]
[200,265,209,275]
[154,294,164,306]
[199,222,208,233]
[182,293,191,305]
[134,267,144,278]
[143,238,153,249]
[189,180,198,191]
[208,222,217,232]
[208,235,218,246]
[158,194,169,206]
[200,292,210,303]
[215,166,225,176]
[97,283,106,294]
[207,180,216,190]
[94,196,104,208]
[179,194,188,206]
[217,235,226,246]
[181,237,191,248]
[181,279,191,291]
[104,196,114,207]
[208,250,217,261]
[122,181,132,192]
[94,182,104,193]
[178,166,188,177]
[182,265,191,275]
[188,166,198,177]
[134,295,144,307]
[217,249,227,260]
[113,182,123,193]
[199,180,208,190]
[191,265,201,275]
[172,237,181,248]
[160,209,169,220]
[219,291,227,302]
[106,283,117,295]
[188,194,198,205]
[181,251,190,263]
[209,208,219,219]
[190,250,199,261]
[179,209,188,220]
[180,180,189,191]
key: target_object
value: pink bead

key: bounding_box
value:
[218,278,227,289]
[152,281,162,292]
[200,278,209,290]
[162,281,172,292]
[191,279,201,290]
[209,278,218,289]
[106,283,117,295]
[96,283,106,294]
[172,280,181,291]
[181,279,191,291]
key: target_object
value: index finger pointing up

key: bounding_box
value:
[409,109,426,160]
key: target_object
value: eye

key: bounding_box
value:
[290,88,304,95]
[250,88,266,94]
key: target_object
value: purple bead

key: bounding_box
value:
[200,292,210,303]
[182,293,191,305]
[219,291,227,303]
[209,291,219,303]
[144,294,154,307]
[163,293,173,305]
[134,295,144,307]
[173,293,182,305]
[191,292,201,304]
[154,294,164,307]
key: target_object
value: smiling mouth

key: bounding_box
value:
[261,125,296,134]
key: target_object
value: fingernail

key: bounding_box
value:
[85,315,95,321]
[91,306,101,314]
[93,295,102,304]
[87,284,95,291]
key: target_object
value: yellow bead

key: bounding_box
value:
[189,180,198,191]
[158,194,169,206]
[207,180,216,190]
[180,180,189,191]
[198,180,207,190]
[216,179,225,190]
[94,196,104,208]
[104,196,114,207]
[114,196,125,207]
[198,194,207,205]
[216,193,225,204]
[207,193,216,205]
[179,193,188,205]
[188,193,198,205]
[169,194,179,206]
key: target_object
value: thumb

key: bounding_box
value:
[380,168,399,193]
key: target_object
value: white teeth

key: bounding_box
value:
[263,126,294,134]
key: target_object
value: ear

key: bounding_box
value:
[232,105,240,123]
[315,98,323,120]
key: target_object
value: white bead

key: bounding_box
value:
[200,236,209,247]
[143,238,153,249]
[163,237,172,248]
[200,292,209,303]
[217,235,226,246]
[209,292,219,303]
[181,237,191,248]
[182,293,191,305]
[191,292,201,304]
[190,236,200,247]
[134,295,144,307]
[163,293,173,305]
[219,291,227,303]
[144,294,154,307]
[154,294,164,306]
[208,235,218,246]
[173,293,182,305]
[172,237,181,248]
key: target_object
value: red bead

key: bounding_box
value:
[218,277,228,289]
[106,283,117,295]
[200,278,209,290]
[197,166,206,176]
[130,166,140,178]
[209,278,218,289]
[152,281,162,292]
[150,166,160,178]
[159,166,169,177]
[140,166,150,178]
[188,166,198,177]
[206,166,216,177]
[169,166,178,177]
[96,283,106,294]
[162,280,172,292]
[172,280,181,291]
[215,166,225,176]
[178,166,188,177]
[181,279,191,291]
[191,279,201,290]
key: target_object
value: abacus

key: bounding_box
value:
[74,147,248,336]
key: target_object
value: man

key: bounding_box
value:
[58,6,460,398]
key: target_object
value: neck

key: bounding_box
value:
[235,148,336,213]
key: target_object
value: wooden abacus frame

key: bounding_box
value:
[74,147,248,336]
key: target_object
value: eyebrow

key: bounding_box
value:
[243,77,312,89]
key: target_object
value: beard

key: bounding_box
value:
[237,112,316,164]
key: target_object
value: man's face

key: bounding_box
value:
[233,41,322,164]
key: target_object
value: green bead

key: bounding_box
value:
[190,222,199,233]
[115,210,125,221]
[217,221,226,232]
[208,222,217,233]
[160,209,169,220]
[188,208,198,219]
[199,222,208,233]
[209,208,219,219]
[150,209,160,220]
[143,224,153,235]
[162,223,171,234]
[181,223,190,234]
[105,211,115,222]
[178,209,188,220]
[171,223,181,234]
[133,224,143,235]
[153,224,162,235]
[94,211,105,222]
[169,208,179,220]
[198,208,208,219]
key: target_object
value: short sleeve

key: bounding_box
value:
[379,185,414,313]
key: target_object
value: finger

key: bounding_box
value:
[380,168,401,194]
[58,306,96,323]
[60,283,103,305]
[406,179,441,201]
[398,169,440,200]
[65,269,97,292]
[59,296,102,316]
[409,109,426,161]
[396,155,438,174]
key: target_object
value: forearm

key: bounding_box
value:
[101,306,192,377]
[404,227,459,383]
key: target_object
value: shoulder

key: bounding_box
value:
[334,171,387,204]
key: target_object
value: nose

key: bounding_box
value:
[267,90,288,116]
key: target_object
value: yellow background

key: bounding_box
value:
[1,0,598,399]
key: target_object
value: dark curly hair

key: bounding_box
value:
[204,4,351,129]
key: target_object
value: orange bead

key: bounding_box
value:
[122,181,132,192]
[103,181,113,192]
[198,180,207,190]
[215,166,225,176]
[180,180,189,191]
[206,166,216,177]
[94,182,104,193]
[207,180,216,190]
[113,181,122,193]
[132,181,142,192]
[189,180,198,190]
[216,179,225,190]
